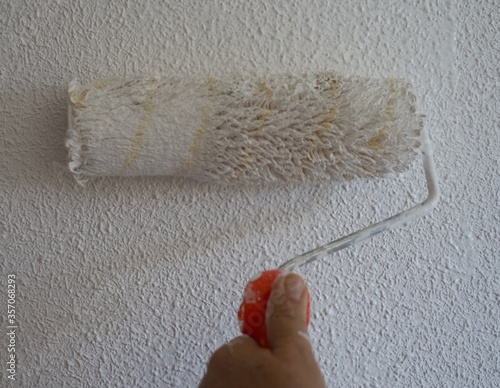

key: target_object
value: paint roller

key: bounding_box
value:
[66,72,423,184]
[66,71,439,346]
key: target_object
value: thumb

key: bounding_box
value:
[266,273,310,352]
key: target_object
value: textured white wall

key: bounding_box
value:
[1,0,498,386]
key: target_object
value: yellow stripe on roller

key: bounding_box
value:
[69,89,88,109]
[255,77,273,122]
[230,77,274,183]
[304,73,340,165]
[120,78,159,174]
[173,77,216,176]
[367,78,397,150]
[318,74,340,129]
[259,77,272,99]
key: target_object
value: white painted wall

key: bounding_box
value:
[1,0,498,386]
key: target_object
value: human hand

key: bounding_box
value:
[199,273,326,388]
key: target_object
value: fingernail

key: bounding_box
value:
[284,274,305,301]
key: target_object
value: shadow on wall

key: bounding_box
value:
[1,86,69,188]
[0,80,426,275]
[1,82,425,268]
[1,81,424,268]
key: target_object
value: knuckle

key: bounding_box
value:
[208,347,227,367]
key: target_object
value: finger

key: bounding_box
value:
[266,273,310,353]
[209,335,265,367]
[225,335,263,357]
[200,335,274,388]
